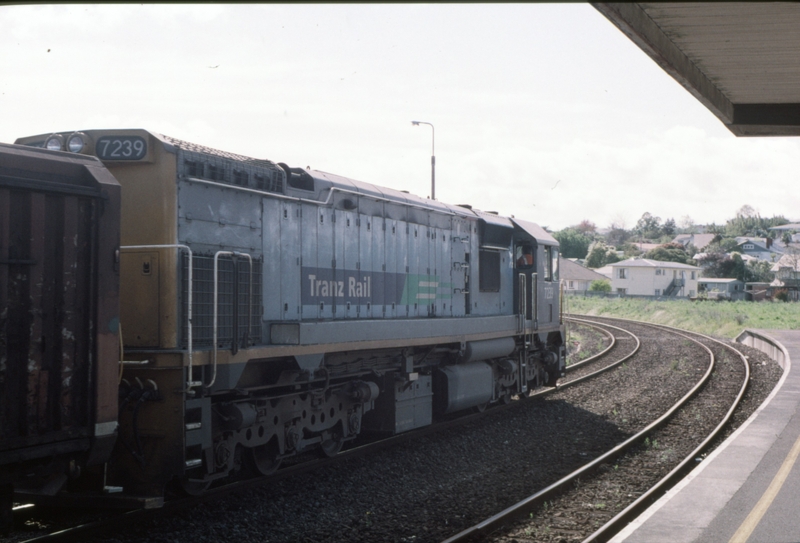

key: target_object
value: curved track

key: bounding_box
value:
[441,316,750,543]
[14,321,756,542]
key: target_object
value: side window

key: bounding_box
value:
[543,247,552,280]
[551,247,559,281]
[515,243,534,269]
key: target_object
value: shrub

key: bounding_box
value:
[589,280,612,293]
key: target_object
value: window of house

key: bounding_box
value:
[691,271,696,280]
[618,268,627,279]
[743,244,754,250]
[617,288,627,295]
[655,289,661,296]
[568,280,574,289]
[656,268,663,276]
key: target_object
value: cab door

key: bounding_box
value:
[513,240,535,319]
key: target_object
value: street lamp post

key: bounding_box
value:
[411,121,435,200]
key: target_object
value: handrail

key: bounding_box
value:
[119,244,196,391]
[532,272,539,331]
[518,273,526,334]
[211,251,253,389]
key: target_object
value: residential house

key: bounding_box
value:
[769,223,800,243]
[734,237,783,262]
[697,278,745,300]
[560,257,610,293]
[745,282,773,302]
[673,233,716,252]
[770,251,800,301]
[610,258,701,298]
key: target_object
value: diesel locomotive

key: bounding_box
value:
[2,129,565,517]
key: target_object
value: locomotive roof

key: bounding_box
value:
[512,217,558,246]
[308,168,482,220]
[157,133,284,171]
[13,129,553,242]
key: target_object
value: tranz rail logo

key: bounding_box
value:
[301,267,452,305]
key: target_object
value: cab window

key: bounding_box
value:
[544,246,558,281]
[551,247,559,281]
[515,243,534,269]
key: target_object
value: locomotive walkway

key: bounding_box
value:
[610,328,800,543]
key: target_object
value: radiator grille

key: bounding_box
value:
[181,254,263,349]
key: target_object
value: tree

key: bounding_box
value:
[662,218,677,237]
[589,279,611,293]
[606,216,630,247]
[695,252,737,278]
[576,220,597,235]
[553,227,593,259]
[634,212,663,240]
[678,215,697,234]
[644,242,692,264]
[747,260,774,283]
[585,241,619,268]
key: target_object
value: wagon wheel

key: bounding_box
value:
[247,439,282,476]
[320,427,345,458]
[179,477,211,496]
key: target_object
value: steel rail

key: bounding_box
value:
[579,318,751,543]
[440,318,718,543]
[564,318,617,371]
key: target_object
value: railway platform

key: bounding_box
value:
[611,329,800,543]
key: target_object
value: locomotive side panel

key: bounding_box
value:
[262,198,282,322]
[358,210,373,319]
[279,200,300,322]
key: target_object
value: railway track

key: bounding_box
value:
[4,318,636,543]
[5,316,780,543]
[443,316,755,543]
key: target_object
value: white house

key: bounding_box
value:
[560,257,609,293]
[609,259,701,298]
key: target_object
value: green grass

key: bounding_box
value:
[564,296,800,338]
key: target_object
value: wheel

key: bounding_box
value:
[543,370,559,388]
[247,439,282,476]
[179,477,211,496]
[319,426,345,458]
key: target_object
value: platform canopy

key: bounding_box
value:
[593,3,800,137]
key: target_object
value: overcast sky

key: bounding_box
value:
[2,3,798,231]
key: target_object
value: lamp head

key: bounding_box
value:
[411,121,420,126]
